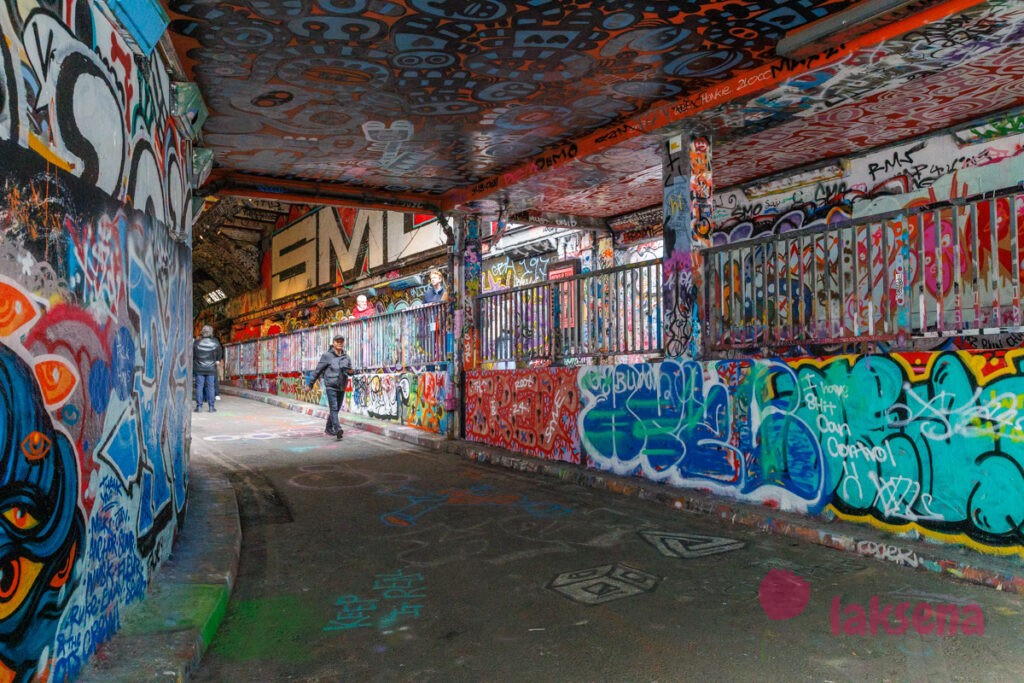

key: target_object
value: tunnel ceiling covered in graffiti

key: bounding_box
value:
[169,1,1024,231]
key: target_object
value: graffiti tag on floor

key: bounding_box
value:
[638,529,746,558]
[324,569,426,632]
[548,564,660,605]
[380,484,572,526]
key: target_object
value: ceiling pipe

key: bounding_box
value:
[777,0,935,58]
[206,172,443,215]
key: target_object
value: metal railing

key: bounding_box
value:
[702,188,1024,351]
[476,259,663,364]
[224,303,450,376]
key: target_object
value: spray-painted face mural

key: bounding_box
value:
[0,345,83,680]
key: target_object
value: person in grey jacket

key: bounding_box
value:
[193,325,223,412]
[308,335,354,440]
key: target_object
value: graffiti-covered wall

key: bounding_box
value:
[467,350,1024,556]
[228,369,452,435]
[466,368,581,464]
[1,2,191,680]
[347,370,450,434]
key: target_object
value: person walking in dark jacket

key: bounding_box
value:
[193,325,223,412]
[308,335,354,440]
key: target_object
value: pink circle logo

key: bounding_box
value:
[758,569,811,621]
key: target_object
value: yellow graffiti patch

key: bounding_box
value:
[828,506,1024,558]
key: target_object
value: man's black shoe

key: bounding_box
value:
[325,429,336,436]
[210,407,217,412]
[336,431,344,440]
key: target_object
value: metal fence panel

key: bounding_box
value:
[702,189,1024,352]
[476,259,663,364]
[224,303,449,377]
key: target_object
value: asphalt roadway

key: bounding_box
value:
[191,396,1024,682]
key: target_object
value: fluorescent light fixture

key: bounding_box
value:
[389,277,423,291]
[776,0,921,58]
[743,159,849,198]
[172,82,209,141]
[203,288,226,304]
[953,106,1024,146]
[193,148,214,187]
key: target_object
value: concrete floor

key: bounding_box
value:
[192,397,1024,682]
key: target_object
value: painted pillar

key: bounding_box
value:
[661,133,713,358]
[452,214,482,437]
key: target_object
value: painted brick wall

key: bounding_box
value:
[1,2,191,679]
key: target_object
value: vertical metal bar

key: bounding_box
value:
[637,267,645,353]
[608,271,615,354]
[586,274,593,357]
[795,235,804,340]
[761,241,770,348]
[837,227,846,338]
[541,284,547,357]
[933,208,944,333]
[578,276,585,357]
[864,223,875,336]
[561,279,568,359]
[655,262,661,352]
[916,211,925,334]
[739,249,747,344]
[820,234,830,339]
[736,248,745,347]
[623,270,630,353]
[774,237,783,343]
[569,276,576,357]
[778,236,786,342]
[612,270,618,354]
[481,298,489,361]
[851,227,860,337]
[880,220,890,334]
[728,251,736,345]
[612,271,620,355]
[649,264,656,352]
[628,269,635,352]
[517,288,524,362]
[598,273,605,355]
[536,285,542,358]
[600,272,607,356]
[516,288,524,362]
[737,247,745,345]
[990,198,1001,328]
[900,216,911,341]
[968,203,978,329]
[502,294,507,360]
[808,233,818,339]
[749,244,757,344]
[1013,194,1022,327]
[484,297,491,362]
[962,202,970,331]
[527,287,533,359]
